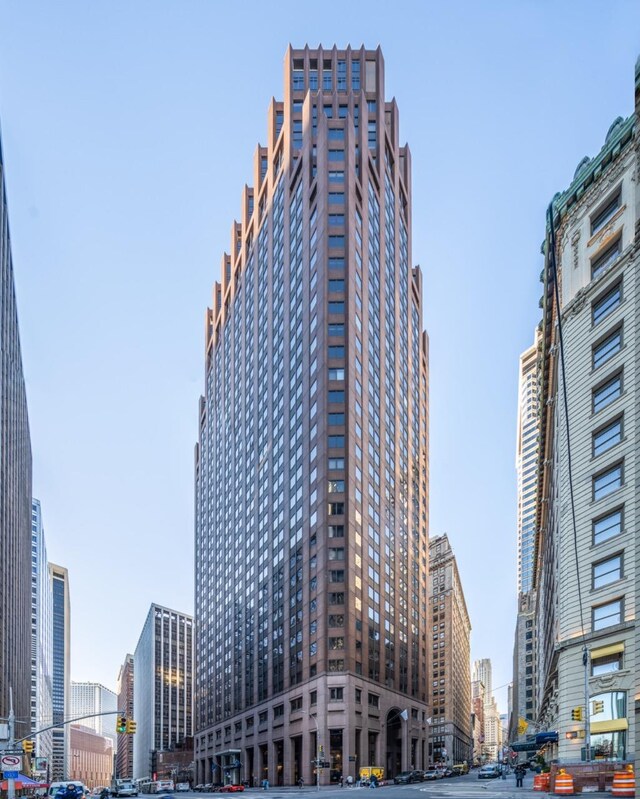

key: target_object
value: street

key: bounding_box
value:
[169,770,611,799]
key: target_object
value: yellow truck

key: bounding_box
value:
[359,767,385,785]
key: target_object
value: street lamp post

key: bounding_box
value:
[309,713,320,793]
[300,711,320,792]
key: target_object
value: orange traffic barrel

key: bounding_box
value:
[554,769,574,795]
[611,766,635,798]
[534,773,550,792]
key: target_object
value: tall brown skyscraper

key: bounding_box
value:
[195,45,429,787]
[0,124,33,738]
[427,535,471,767]
[116,655,135,778]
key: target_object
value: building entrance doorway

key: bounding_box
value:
[385,710,402,778]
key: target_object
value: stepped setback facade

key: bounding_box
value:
[195,45,429,786]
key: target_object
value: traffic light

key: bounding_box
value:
[22,740,34,753]
[125,719,137,734]
[117,716,127,733]
[571,707,583,721]
[592,700,605,714]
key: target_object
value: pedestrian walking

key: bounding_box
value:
[346,776,354,788]
[515,765,525,788]
[298,778,304,789]
[339,776,344,788]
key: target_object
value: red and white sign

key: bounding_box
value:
[1,754,22,770]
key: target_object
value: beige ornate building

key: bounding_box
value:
[535,57,639,762]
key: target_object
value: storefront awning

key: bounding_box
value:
[536,731,559,744]
[510,742,538,752]
[591,718,628,734]
[0,774,47,790]
[591,642,624,659]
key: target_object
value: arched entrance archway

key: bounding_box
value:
[385,709,402,778]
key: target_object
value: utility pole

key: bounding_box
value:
[583,648,591,762]
[7,686,16,799]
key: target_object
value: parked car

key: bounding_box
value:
[219,787,244,794]
[442,769,454,778]
[478,765,501,780]
[394,771,423,784]
[175,786,190,794]
[422,769,441,781]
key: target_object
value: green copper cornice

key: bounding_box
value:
[549,113,635,228]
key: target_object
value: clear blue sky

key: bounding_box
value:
[1,1,638,712]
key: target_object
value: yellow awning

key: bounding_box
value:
[590,718,628,734]
[591,642,624,659]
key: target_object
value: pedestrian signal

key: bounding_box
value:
[571,707,583,721]
[117,716,127,733]
[126,719,137,734]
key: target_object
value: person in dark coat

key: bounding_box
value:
[515,765,525,788]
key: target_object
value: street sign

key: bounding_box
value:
[1,754,22,771]
[3,771,19,779]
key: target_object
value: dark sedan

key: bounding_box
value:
[394,771,424,784]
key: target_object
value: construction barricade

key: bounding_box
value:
[553,769,574,795]
[534,773,551,792]
[611,765,635,798]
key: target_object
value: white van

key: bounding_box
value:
[112,781,138,797]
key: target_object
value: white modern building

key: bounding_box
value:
[472,659,492,702]
[71,682,118,752]
[31,499,53,769]
[536,58,639,762]
[516,341,539,596]
[133,604,193,780]
[509,340,540,745]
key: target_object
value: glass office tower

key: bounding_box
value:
[50,563,70,780]
[0,122,33,738]
[195,45,429,787]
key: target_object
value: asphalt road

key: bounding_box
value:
[169,770,609,799]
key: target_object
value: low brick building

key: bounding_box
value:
[69,724,113,788]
